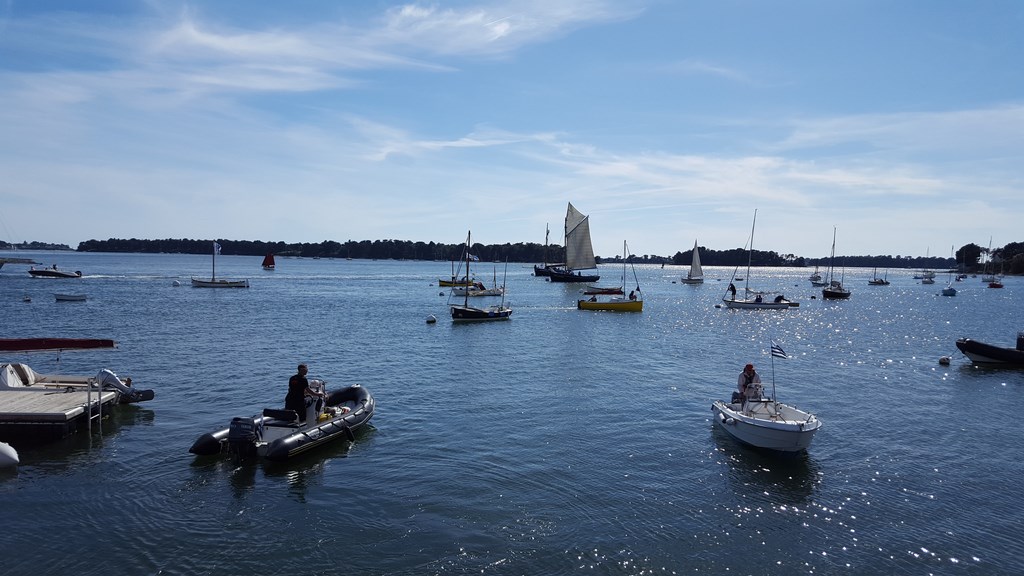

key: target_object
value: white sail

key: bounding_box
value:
[564,202,596,271]
[688,239,703,280]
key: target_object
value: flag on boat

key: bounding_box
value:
[467,253,480,261]
[771,340,788,359]
[214,242,222,255]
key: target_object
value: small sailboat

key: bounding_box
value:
[450,231,512,322]
[918,247,936,283]
[578,241,642,312]
[261,253,275,270]
[808,266,826,286]
[941,246,957,296]
[192,242,249,288]
[439,258,481,288]
[680,239,704,284]
[981,237,997,283]
[547,203,600,283]
[868,267,890,286]
[533,223,564,277]
[451,266,505,297]
[821,228,850,300]
[722,211,796,309]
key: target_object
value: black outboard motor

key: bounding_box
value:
[227,417,262,461]
[1017,332,1024,351]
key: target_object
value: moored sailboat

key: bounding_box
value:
[533,223,564,277]
[868,267,890,286]
[821,228,850,300]
[450,231,512,322]
[577,241,642,312]
[192,242,249,288]
[808,266,824,285]
[722,211,796,309]
[941,246,957,296]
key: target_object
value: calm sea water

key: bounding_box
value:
[1,251,1022,575]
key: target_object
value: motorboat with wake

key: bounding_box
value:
[955,333,1024,366]
[29,265,81,278]
[189,381,374,462]
[711,342,821,453]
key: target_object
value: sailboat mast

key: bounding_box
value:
[212,241,217,281]
[464,231,471,307]
[746,210,757,293]
[829,227,837,282]
[543,223,549,266]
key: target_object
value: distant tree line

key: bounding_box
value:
[75,237,562,263]
[0,240,73,251]
[56,238,1024,275]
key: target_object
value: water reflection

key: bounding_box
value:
[711,425,822,505]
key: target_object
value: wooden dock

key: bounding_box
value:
[0,389,118,444]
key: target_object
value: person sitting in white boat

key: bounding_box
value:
[736,363,762,403]
[285,363,325,423]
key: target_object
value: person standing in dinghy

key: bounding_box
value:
[286,363,325,423]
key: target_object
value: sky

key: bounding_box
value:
[0,1,1022,259]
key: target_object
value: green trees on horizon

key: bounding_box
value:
[3,237,1019,273]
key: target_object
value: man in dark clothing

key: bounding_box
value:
[285,364,322,423]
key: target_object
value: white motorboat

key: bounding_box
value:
[712,397,822,453]
[711,341,821,453]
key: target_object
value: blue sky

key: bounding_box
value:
[1,1,1021,259]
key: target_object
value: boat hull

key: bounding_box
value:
[533,264,564,277]
[821,288,851,299]
[712,400,821,453]
[28,269,81,278]
[450,305,512,321]
[0,338,115,352]
[680,277,704,284]
[582,286,623,295]
[438,278,479,288]
[577,299,642,312]
[191,277,249,288]
[547,269,600,283]
[722,298,794,310]
[955,336,1024,366]
[55,294,87,302]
